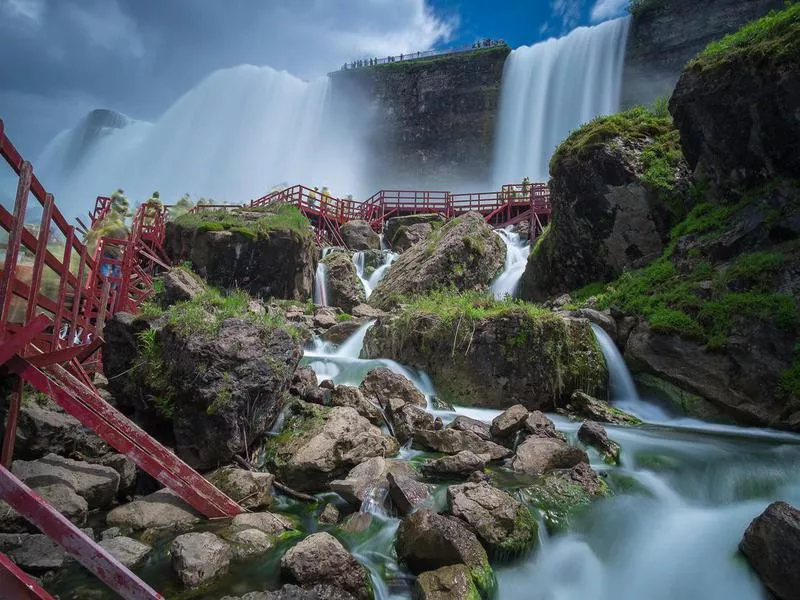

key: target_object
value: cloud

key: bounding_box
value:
[590,0,629,22]
[0,0,44,24]
[550,0,583,32]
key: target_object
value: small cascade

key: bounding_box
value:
[313,263,329,306]
[360,485,390,517]
[353,250,399,299]
[367,251,399,291]
[490,227,530,299]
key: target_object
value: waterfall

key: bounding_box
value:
[493,17,630,184]
[490,227,530,299]
[38,65,365,217]
[353,250,399,299]
[313,263,329,306]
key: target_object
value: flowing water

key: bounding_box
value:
[313,262,329,306]
[492,17,630,184]
[490,227,530,299]
[353,250,399,298]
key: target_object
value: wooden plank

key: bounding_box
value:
[0,465,163,600]
[0,162,31,334]
[0,314,50,367]
[24,194,54,324]
[52,226,74,350]
[0,551,56,599]
[0,378,23,468]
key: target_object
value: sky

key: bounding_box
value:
[0,0,629,158]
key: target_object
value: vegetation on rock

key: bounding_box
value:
[172,204,312,240]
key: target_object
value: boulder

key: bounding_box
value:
[363,311,605,411]
[262,401,399,492]
[490,405,529,439]
[280,532,372,600]
[340,220,381,251]
[0,482,88,530]
[165,209,316,300]
[99,536,152,568]
[97,453,137,499]
[0,533,67,572]
[323,320,368,344]
[12,453,119,510]
[105,315,302,470]
[387,471,431,516]
[384,214,444,253]
[369,212,505,310]
[227,528,275,561]
[330,386,384,426]
[739,501,800,600]
[318,504,340,525]
[564,391,642,426]
[322,252,366,313]
[170,531,231,588]
[413,564,481,600]
[15,398,106,460]
[447,416,491,441]
[395,510,494,597]
[222,584,356,600]
[360,368,426,409]
[290,366,326,405]
[520,110,689,301]
[391,403,437,444]
[422,451,490,478]
[106,489,201,530]
[447,482,537,556]
[510,438,588,475]
[330,457,415,507]
[577,421,621,464]
[352,304,389,320]
[206,467,274,510]
[162,267,206,306]
[413,429,511,461]
[523,411,565,441]
[339,513,375,536]
[231,512,295,535]
[565,308,617,341]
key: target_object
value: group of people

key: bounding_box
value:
[341,38,507,71]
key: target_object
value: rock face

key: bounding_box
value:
[330,46,510,190]
[170,531,231,588]
[447,482,537,556]
[330,386,384,426]
[104,315,301,469]
[340,220,380,251]
[15,398,106,461]
[520,112,690,301]
[280,532,372,600]
[263,401,399,492]
[165,211,316,300]
[622,0,784,108]
[322,252,366,313]
[363,310,605,410]
[384,214,445,253]
[369,213,505,310]
[669,8,800,196]
[739,501,800,600]
[414,565,481,600]
[162,267,206,305]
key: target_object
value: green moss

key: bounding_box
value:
[493,506,538,558]
[260,400,329,472]
[335,313,353,322]
[468,561,497,600]
[690,3,800,71]
[522,473,611,533]
[137,329,176,419]
[173,203,311,239]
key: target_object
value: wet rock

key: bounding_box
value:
[99,536,152,568]
[323,320,368,344]
[467,471,492,484]
[352,304,389,320]
[421,451,490,478]
[341,220,381,251]
[384,214,445,250]
[330,386,384,426]
[227,528,275,561]
[330,457,415,507]
[0,533,66,572]
[231,512,295,535]
[577,421,621,464]
[447,416,491,441]
[0,482,88,530]
[106,489,201,530]
[387,471,431,515]
[170,531,232,588]
[391,403,437,444]
[395,510,494,596]
[370,212,505,310]
[97,453,137,499]
[739,501,800,600]
[100,527,122,540]
[490,405,529,439]
[319,379,336,391]
[322,252,366,313]
[222,584,356,600]
[206,467,274,510]
[339,512,374,535]
[413,429,511,461]
[447,482,537,557]
[291,366,320,397]
[360,368,426,409]
[510,438,588,475]
[566,308,617,340]
[13,453,119,510]
[15,398,106,460]
[313,311,338,330]
[280,532,372,600]
[413,564,481,600]
[523,411,565,441]
[564,391,642,426]
[163,267,206,306]
[318,504,340,525]
[391,222,434,253]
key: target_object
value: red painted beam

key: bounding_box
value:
[0,465,163,600]
[0,551,56,600]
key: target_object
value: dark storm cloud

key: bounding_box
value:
[0,0,453,156]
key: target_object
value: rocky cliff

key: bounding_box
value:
[329,46,510,190]
[622,0,784,107]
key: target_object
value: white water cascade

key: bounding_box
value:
[490,227,530,299]
[493,17,630,184]
[313,263,329,306]
[38,65,366,217]
[353,250,399,298]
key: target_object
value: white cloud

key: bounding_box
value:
[590,0,629,23]
[63,1,144,58]
[0,0,44,26]
[550,0,582,32]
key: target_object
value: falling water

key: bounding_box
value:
[38,65,366,217]
[313,263,329,306]
[353,250,399,298]
[490,227,530,299]
[493,17,630,184]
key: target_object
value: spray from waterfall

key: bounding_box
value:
[493,17,630,184]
